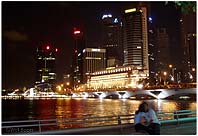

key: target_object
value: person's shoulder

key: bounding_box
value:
[149,108,154,111]
[136,111,144,115]
[148,108,156,114]
[139,112,146,116]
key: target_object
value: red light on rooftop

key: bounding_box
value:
[46,46,50,50]
[74,30,81,35]
[55,48,58,52]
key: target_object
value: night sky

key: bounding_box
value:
[2,1,181,89]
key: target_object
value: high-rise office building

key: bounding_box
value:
[82,48,106,83]
[101,14,123,67]
[35,44,58,88]
[148,16,157,84]
[180,12,196,82]
[122,7,149,73]
[72,28,86,88]
[155,28,171,71]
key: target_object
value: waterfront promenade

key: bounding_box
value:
[2,110,196,135]
[63,121,196,135]
[9,120,195,135]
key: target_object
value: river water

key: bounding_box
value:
[2,98,196,121]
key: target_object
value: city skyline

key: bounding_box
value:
[2,1,196,89]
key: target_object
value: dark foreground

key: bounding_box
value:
[14,121,196,135]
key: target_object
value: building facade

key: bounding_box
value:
[82,48,106,83]
[87,66,149,90]
[72,28,86,88]
[35,44,58,88]
[148,16,157,84]
[155,28,171,72]
[122,7,149,73]
[180,12,196,82]
[101,14,123,67]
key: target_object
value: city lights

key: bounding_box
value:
[2,3,197,134]
[74,30,81,35]
[102,14,112,19]
[137,84,143,89]
[125,8,136,13]
[46,46,50,50]
[114,18,118,23]
[66,82,70,86]
[88,66,148,90]
[163,72,167,76]
[55,48,58,52]
[149,17,152,22]
[56,85,61,91]
[91,48,101,52]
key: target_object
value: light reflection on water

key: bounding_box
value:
[53,98,196,118]
[2,98,196,121]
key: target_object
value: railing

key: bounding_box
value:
[2,110,196,134]
[157,110,196,125]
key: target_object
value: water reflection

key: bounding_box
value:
[2,98,196,122]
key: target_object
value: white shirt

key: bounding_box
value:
[144,109,160,124]
[134,112,146,125]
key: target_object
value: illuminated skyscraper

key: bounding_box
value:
[101,14,123,67]
[72,28,86,88]
[35,44,58,87]
[82,48,106,83]
[122,7,149,73]
[148,16,157,84]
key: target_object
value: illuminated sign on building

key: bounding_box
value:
[91,48,101,52]
[125,8,136,13]
[102,14,112,19]
[74,30,81,35]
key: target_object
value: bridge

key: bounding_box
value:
[78,88,196,99]
[3,88,196,100]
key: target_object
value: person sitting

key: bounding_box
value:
[143,102,161,135]
[134,103,153,134]
[134,102,160,135]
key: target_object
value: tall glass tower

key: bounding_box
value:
[35,44,58,89]
[122,7,149,72]
[101,14,123,67]
[72,28,86,88]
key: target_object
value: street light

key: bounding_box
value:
[163,72,167,85]
[171,75,174,81]
[163,72,167,76]
[56,85,61,91]
[66,82,70,86]
[169,64,176,82]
